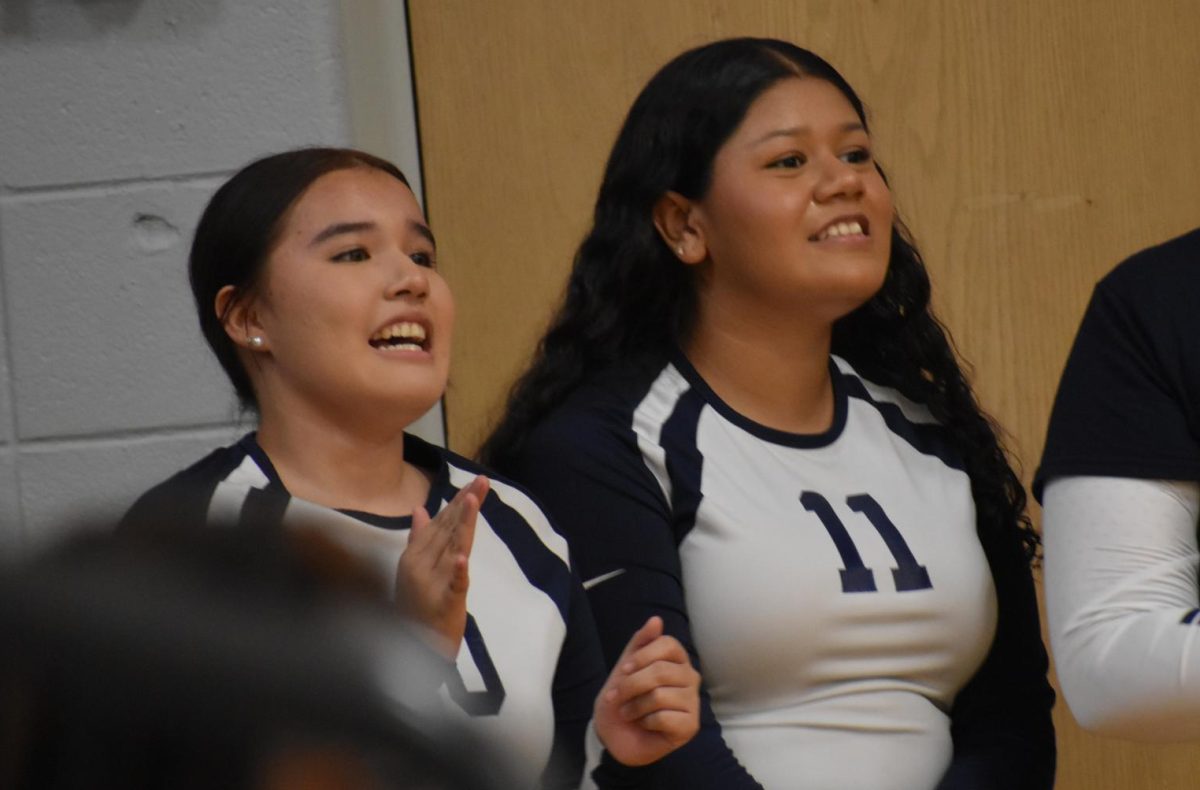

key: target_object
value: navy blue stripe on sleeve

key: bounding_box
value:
[479,493,574,622]
[840,373,966,472]
[660,387,707,545]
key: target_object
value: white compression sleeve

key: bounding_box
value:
[1043,475,1200,739]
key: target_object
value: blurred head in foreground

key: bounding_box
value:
[0,521,510,790]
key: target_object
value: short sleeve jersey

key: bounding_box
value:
[1035,227,1200,499]
[122,433,605,789]
[511,352,1005,789]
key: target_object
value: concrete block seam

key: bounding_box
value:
[0,228,20,448]
[16,421,248,456]
[2,171,233,203]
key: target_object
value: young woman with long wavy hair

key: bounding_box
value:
[482,38,1055,789]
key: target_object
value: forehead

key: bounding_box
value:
[731,77,863,140]
[282,167,423,237]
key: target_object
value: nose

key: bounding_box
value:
[812,154,865,204]
[384,255,430,301]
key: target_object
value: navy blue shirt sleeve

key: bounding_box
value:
[118,446,242,534]
[541,573,608,789]
[510,399,765,790]
[1035,228,1200,500]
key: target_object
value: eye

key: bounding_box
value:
[768,153,806,169]
[410,250,437,269]
[331,247,370,263]
[841,147,873,165]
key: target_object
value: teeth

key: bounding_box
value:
[818,220,864,240]
[371,321,426,343]
[370,321,427,348]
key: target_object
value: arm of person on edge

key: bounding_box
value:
[1044,475,1200,738]
[1036,242,1200,739]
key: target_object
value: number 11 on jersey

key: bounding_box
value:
[800,491,933,594]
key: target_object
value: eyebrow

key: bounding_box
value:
[750,121,866,147]
[308,219,437,249]
[409,220,437,249]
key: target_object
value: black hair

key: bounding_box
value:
[480,37,1038,560]
[189,147,410,410]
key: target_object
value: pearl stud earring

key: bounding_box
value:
[248,336,265,349]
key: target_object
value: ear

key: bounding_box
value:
[652,191,706,265]
[215,285,269,352]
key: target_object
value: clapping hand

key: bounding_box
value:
[594,615,702,766]
[394,475,489,659]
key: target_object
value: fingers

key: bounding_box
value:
[593,621,701,765]
[407,501,457,562]
[615,619,683,675]
[608,644,697,703]
[411,504,431,533]
[449,552,470,596]
[432,474,489,549]
[405,475,489,562]
[615,674,696,721]
[620,708,698,742]
[450,476,487,557]
[614,615,664,669]
[605,628,700,719]
[461,474,490,501]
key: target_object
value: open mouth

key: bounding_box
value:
[368,321,428,352]
[809,217,870,242]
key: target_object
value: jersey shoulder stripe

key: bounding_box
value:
[476,482,574,622]
[632,362,693,506]
[120,440,254,533]
[434,440,575,621]
[659,385,707,545]
[835,365,966,473]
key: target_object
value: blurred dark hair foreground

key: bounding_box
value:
[0,521,512,790]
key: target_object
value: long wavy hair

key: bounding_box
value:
[480,38,1037,560]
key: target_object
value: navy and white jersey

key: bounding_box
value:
[508,352,1055,790]
[123,433,608,789]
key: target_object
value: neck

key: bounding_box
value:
[254,391,430,517]
[685,297,836,434]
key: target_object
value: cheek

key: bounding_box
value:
[272,287,333,325]
[874,190,895,258]
[869,176,894,218]
[431,279,456,350]
[702,192,795,259]
[261,282,357,347]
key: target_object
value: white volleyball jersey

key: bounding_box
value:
[639,355,995,789]
[123,433,606,788]
[507,352,1053,790]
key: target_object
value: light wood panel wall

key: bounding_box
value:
[407,2,1200,787]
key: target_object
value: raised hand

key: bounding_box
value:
[594,615,701,767]
[394,475,489,659]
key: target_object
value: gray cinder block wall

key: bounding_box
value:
[0,0,409,554]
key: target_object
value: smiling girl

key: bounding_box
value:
[123,148,700,788]
[482,39,1056,789]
